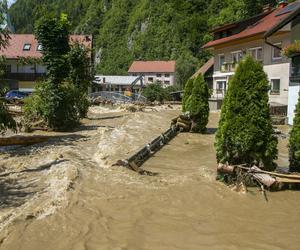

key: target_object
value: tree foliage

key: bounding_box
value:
[25,14,91,131]
[182,78,194,112]
[142,83,167,103]
[215,56,277,171]
[9,0,281,85]
[289,94,300,172]
[35,13,70,84]
[185,75,209,133]
[0,1,16,135]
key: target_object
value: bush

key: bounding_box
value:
[182,78,194,112]
[0,86,17,135]
[24,81,81,131]
[185,74,209,133]
[289,94,300,172]
[142,83,167,103]
[164,85,182,101]
[215,55,277,171]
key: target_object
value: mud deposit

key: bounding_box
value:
[0,106,300,250]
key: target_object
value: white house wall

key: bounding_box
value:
[129,72,176,87]
[288,84,300,125]
[212,33,291,105]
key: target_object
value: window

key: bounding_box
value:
[231,51,243,63]
[164,81,170,85]
[5,65,11,73]
[156,73,162,77]
[165,74,170,77]
[219,54,225,70]
[148,77,153,82]
[270,79,280,95]
[249,47,263,61]
[37,44,43,51]
[23,43,31,51]
[216,81,226,94]
[272,43,282,60]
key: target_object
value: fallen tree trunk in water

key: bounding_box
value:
[0,135,51,146]
[217,163,300,192]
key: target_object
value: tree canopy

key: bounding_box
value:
[9,0,281,85]
[215,56,277,171]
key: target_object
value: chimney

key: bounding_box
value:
[263,4,272,13]
[278,0,288,9]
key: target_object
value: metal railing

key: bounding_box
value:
[3,73,46,81]
[89,91,147,103]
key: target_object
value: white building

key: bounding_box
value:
[93,75,143,93]
[202,1,294,112]
[128,60,176,87]
[0,34,92,92]
[264,1,300,125]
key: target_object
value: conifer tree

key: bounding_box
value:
[182,78,193,112]
[289,94,300,172]
[215,55,277,171]
[185,74,210,133]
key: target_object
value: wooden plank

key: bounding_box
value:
[0,135,51,146]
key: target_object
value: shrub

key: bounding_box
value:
[182,78,193,112]
[142,83,167,103]
[0,85,17,135]
[24,81,80,131]
[185,74,209,133]
[164,85,182,101]
[215,55,277,171]
[289,94,300,172]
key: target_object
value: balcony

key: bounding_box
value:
[220,62,237,73]
[290,55,300,82]
[3,73,46,82]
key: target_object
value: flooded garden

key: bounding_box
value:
[0,105,299,250]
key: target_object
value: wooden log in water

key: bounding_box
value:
[176,122,190,132]
[217,163,235,174]
[177,117,191,125]
[0,135,51,146]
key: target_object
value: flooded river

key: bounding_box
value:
[0,106,300,250]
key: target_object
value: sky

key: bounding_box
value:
[8,0,16,7]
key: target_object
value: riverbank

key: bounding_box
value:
[0,106,299,250]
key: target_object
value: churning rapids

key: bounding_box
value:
[0,105,300,250]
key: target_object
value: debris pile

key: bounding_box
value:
[217,163,300,194]
[171,113,192,132]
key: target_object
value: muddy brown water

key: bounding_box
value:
[0,106,300,250]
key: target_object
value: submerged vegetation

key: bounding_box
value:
[215,56,278,171]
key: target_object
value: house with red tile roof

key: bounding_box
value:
[0,34,92,92]
[264,0,300,125]
[202,0,298,112]
[128,60,176,87]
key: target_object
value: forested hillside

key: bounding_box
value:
[9,0,280,85]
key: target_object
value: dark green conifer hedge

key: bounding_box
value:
[289,94,300,172]
[185,74,209,133]
[215,55,277,171]
[182,78,193,112]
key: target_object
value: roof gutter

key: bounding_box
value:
[264,38,282,51]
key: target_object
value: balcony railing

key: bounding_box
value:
[220,62,237,73]
[3,73,46,81]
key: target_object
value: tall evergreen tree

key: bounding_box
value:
[215,56,277,170]
[182,78,193,112]
[185,74,210,133]
[289,94,300,172]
